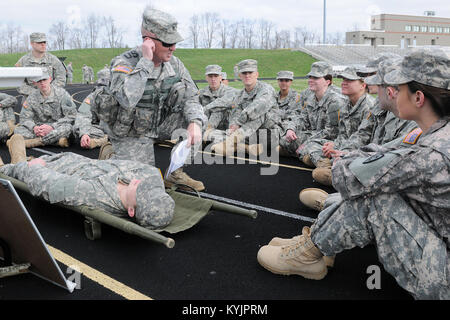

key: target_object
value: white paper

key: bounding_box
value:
[165,140,190,178]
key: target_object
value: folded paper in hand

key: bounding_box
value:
[165,140,190,178]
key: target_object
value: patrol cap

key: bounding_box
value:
[384,47,450,90]
[205,64,222,75]
[221,72,227,80]
[359,52,401,74]
[32,69,50,82]
[30,32,46,43]
[135,180,175,228]
[307,61,333,78]
[238,59,258,73]
[337,66,364,81]
[142,7,184,44]
[277,71,294,80]
[365,57,402,86]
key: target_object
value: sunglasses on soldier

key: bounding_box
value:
[142,36,175,48]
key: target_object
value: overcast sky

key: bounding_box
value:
[1,0,449,48]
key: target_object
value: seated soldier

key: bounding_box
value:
[309,55,418,186]
[277,62,344,157]
[1,138,175,229]
[73,87,109,150]
[0,93,18,166]
[200,65,239,138]
[221,72,229,86]
[12,70,77,148]
[210,59,279,156]
[257,47,450,300]
[298,67,375,174]
[275,71,299,118]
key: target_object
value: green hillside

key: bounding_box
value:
[0,48,316,84]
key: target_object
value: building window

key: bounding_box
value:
[444,27,450,33]
[413,26,420,32]
[405,25,412,31]
[429,26,436,33]
[437,27,443,33]
[421,26,428,32]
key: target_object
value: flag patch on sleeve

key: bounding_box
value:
[113,65,132,74]
[403,128,423,145]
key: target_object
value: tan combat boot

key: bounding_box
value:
[235,143,264,157]
[267,227,335,268]
[6,134,27,164]
[89,135,108,149]
[299,188,329,211]
[312,167,333,186]
[98,142,114,160]
[302,154,314,167]
[7,120,16,137]
[316,157,332,168]
[257,227,328,280]
[24,137,44,148]
[57,137,70,148]
[164,168,205,192]
[211,132,243,156]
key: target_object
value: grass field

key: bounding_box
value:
[0,48,316,84]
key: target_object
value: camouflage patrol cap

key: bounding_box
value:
[30,32,46,43]
[32,69,50,82]
[307,61,333,78]
[205,64,222,75]
[359,52,401,74]
[337,66,364,81]
[277,71,294,80]
[384,47,450,90]
[238,59,258,73]
[142,7,184,44]
[365,57,402,86]
[221,72,227,80]
[135,181,175,228]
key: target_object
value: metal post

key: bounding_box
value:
[323,0,327,44]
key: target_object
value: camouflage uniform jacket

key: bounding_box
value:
[199,84,238,113]
[0,93,17,138]
[108,47,205,138]
[15,52,67,96]
[340,99,418,151]
[332,118,450,298]
[229,81,277,128]
[74,91,100,138]
[18,85,77,134]
[0,152,166,224]
[334,93,375,149]
[276,89,300,119]
[282,86,344,140]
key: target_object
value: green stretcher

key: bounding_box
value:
[0,173,257,248]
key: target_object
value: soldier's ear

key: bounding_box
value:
[128,207,135,218]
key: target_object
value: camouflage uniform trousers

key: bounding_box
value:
[14,124,72,145]
[310,193,450,300]
[110,112,197,167]
[298,138,329,165]
[278,130,312,157]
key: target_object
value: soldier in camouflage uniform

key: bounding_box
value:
[200,65,239,138]
[0,152,174,229]
[278,62,344,157]
[257,47,450,300]
[11,70,77,149]
[0,93,18,166]
[82,65,90,84]
[298,66,374,172]
[210,59,279,156]
[15,33,67,102]
[221,72,229,86]
[66,62,74,84]
[96,64,110,86]
[100,8,206,192]
[88,66,95,83]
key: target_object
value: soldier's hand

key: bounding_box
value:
[142,37,156,61]
[285,130,297,142]
[187,122,202,146]
[80,134,91,148]
[228,124,239,134]
[28,158,46,167]
[39,124,54,137]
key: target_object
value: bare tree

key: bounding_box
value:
[49,21,70,50]
[85,14,102,48]
[103,16,123,49]
[69,27,85,49]
[189,14,201,49]
[201,12,220,48]
[228,21,240,49]
[4,23,24,54]
[218,19,229,49]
